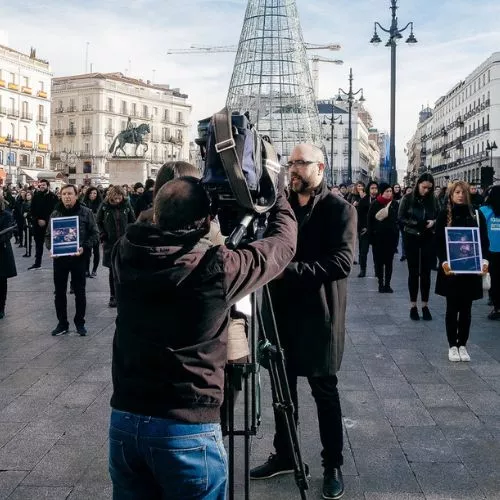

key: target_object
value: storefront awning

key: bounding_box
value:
[19,169,65,181]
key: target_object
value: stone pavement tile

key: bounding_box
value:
[410,462,487,499]
[0,389,22,412]
[412,383,466,408]
[397,363,447,384]
[385,348,429,366]
[7,486,72,499]
[380,398,435,427]
[0,395,52,423]
[76,364,111,384]
[469,362,500,378]
[338,370,372,391]
[0,471,28,500]
[0,362,24,383]
[344,417,400,449]
[22,444,100,487]
[438,367,493,391]
[457,390,500,416]
[394,426,460,463]
[360,359,403,379]
[341,391,384,418]
[347,330,383,346]
[23,375,74,399]
[48,359,95,379]
[357,459,421,494]
[370,377,417,399]
[28,347,77,369]
[429,406,483,429]
[0,367,50,392]
[479,415,500,438]
[0,422,25,448]
[0,432,58,470]
[483,376,500,392]
[52,382,107,410]
[1,337,58,362]
[363,494,425,500]
[351,447,408,475]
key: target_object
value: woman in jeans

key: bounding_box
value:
[435,181,489,362]
[398,173,439,321]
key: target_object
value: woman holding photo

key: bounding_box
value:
[434,181,489,362]
[0,197,17,319]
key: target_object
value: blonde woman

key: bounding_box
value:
[434,181,489,362]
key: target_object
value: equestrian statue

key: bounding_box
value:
[109,117,150,157]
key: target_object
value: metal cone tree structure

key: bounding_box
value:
[226,0,323,160]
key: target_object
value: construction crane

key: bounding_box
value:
[166,44,343,97]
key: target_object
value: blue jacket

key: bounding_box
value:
[480,206,500,253]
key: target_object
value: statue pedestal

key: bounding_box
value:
[107,157,148,186]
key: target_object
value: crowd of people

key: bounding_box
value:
[0,152,498,499]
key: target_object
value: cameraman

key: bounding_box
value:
[250,144,357,500]
[108,176,297,499]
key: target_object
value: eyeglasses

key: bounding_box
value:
[285,160,318,168]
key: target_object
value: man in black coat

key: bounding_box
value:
[45,184,98,337]
[29,179,58,269]
[356,181,378,277]
[250,144,357,500]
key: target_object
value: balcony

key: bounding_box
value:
[20,140,33,149]
[22,86,32,95]
[176,119,185,125]
[82,104,93,111]
[37,116,48,124]
[66,129,77,136]
[7,109,19,118]
[8,83,19,91]
[67,106,77,113]
[105,129,115,137]
[55,107,64,113]
[0,80,5,87]
[53,129,65,137]
[107,107,114,113]
[38,143,48,151]
[81,127,93,135]
[37,90,47,98]
[20,112,33,121]
[0,107,6,116]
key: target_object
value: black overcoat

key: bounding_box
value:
[0,211,17,279]
[269,181,357,376]
[435,205,489,301]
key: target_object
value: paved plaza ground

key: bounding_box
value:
[0,244,499,500]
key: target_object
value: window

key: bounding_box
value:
[107,98,113,112]
[164,109,169,122]
[38,130,43,144]
[177,111,183,124]
[9,73,15,84]
[131,103,137,116]
[83,161,92,174]
[69,98,75,111]
[36,156,43,168]
[121,120,126,131]
[153,107,158,116]
[85,118,91,129]
[143,105,148,118]
[39,81,44,92]
[0,151,3,164]
[107,118,112,130]
[23,76,29,87]
[9,97,15,114]
[121,100,127,115]
[20,154,29,167]
[23,126,28,140]
[84,143,90,153]
[38,104,44,120]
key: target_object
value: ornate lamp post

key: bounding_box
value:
[483,140,498,188]
[370,0,417,185]
[336,68,365,185]
[322,101,343,185]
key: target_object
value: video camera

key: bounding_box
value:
[195,107,283,240]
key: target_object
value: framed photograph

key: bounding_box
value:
[51,216,79,257]
[445,226,483,274]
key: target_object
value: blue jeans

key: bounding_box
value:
[109,409,227,500]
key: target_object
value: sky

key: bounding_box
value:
[2,0,500,177]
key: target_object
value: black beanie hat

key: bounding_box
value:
[378,182,391,195]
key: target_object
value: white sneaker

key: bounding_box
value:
[448,347,460,362]
[458,346,470,362]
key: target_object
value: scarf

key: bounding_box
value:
[376,195,392,206]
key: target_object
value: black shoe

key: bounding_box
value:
[410,306,420,321]
[22,254,29,258]
[487,297,493,306]
[250,454,309,480]
[51,324,69,336]
[91,271,97,278]
[76,325,87,337]
[108,297,117,308]
[69,287,74,295]
[488,310,500,320]
[0,311,4,319]
[400,256,406,262]
[28,264,41,270]
[322,468,344,499]
[357,270,366,278]
[85,271,91,278]
[378,284,385,293]
[383,285,394,293]
[353,260,358,265]
[422,306,432,321]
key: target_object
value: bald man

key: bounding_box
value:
[251,144,357,500]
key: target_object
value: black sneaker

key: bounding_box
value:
[378,284,385,293]
[91,271,97,278]
[250,454,309,480]
[410,306,420,321]
[0,311,4,319]
[357,270,366,278]
[85,271,91,278]
[322,468,344,499]
[76,326,87,337]
[383,285,394,293]
[28,264,41,270]
[488,310,500,320]
[422,306,432,321]
[108,296,117,308]
[400,255,406,262]
[51,324,69,336]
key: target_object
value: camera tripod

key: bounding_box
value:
[221,219,309,500]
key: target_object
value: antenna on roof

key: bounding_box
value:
[85,42,90,73]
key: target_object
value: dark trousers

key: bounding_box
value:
[404,234,435,302]
[109,269,115,298]
[16,220,24,246]
[358,231,370,271]
[372,244,395,286]
[53,256,86,328]
[33,223,47,266]
[85,243,100,274]
[445,296,473,347]
[0,278,7,312]
[273,370,343,469]
[490,252,500,310]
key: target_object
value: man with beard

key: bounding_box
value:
[28,179,58,270]
[45,185,98,336]
[250,144,357,500]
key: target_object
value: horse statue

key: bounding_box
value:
[109,123,150,157]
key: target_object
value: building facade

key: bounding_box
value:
[50,72,192,186]
[406,52,500,186]
[318,100,380,185]
[0,44,52,186]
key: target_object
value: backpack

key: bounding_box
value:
[197,107,281,214]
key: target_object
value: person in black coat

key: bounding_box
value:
[251,144,357,500]
[134,178,154,217]
[398,173,439,321]
[29,179,58,269]
[356,181,378,277]
[82,187,102,277]
[13,190,26,247]
[0,198,18,319]
[367,183,400,293]
[435,181,490,362]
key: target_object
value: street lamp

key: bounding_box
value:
[370,0,417,185]
[336,68,365,185]
[6,134,14,182]
[322,101,343,185]
[483,140,498,187]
